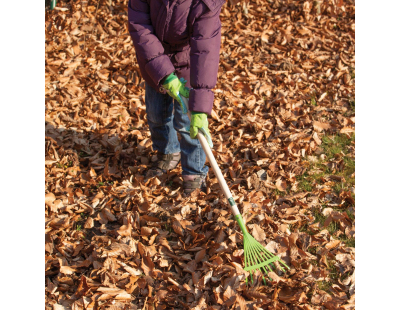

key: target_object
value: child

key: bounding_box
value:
[128,0,225,194]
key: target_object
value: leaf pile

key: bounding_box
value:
[45,0,355,309]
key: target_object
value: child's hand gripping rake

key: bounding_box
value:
[181,96,290,283]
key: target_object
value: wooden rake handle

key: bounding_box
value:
[181,96,241,217]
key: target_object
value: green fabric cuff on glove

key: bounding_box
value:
[190,112,213,148]
[162,73,190,99]
[163,72,177,85]
[190,112,207,139]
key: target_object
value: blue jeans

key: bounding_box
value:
[145,83,208,177]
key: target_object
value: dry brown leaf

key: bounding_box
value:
[251,224,266,242]
[60,266,76,275]
[236,294,248,310]
[117,224,132,237]
[313,121,331,132]
[84,217,94,229]
[45,193,56,206]
[340,127,355,134]
[276,177,287,191]
[51,199,63,212]
[120,262,142,276]
[268,272,285,284]
[322,208,333,217]
[326,240,341,250]
[140,226,153,236]
[195,249,206,263]
[76,276,90,298]
[223,285,236,306]
[141,255,155,276]
[313,132,322,145]
[172,219,184,237]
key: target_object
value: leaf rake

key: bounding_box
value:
[181,97,290,283]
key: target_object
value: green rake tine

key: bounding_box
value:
[256,242,275,258]
[246,237,271,284]
[246,237,262,284]
[250,239,271,262]
[250,241,266,267]
[255,241,289,272]
[244,237,254,284]
[258,246,279,280]
[247,241,260,274]
[249,241,275,282]
[255,243,275,264]
[248,245,262,274]
[256,244,289,272]
[260,265,270,285]
[247,241,260,265]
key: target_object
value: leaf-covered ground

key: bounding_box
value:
[45,0,355,309]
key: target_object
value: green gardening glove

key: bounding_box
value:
[162,73,190,113]
[190,112,213,148]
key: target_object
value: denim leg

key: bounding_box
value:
[145,83,180,154]
[172,98,209,177]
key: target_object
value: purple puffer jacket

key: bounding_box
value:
[128,0,225,115]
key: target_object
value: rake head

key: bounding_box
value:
[242,231,290,284]
[234,213,290,283]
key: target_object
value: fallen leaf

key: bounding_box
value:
[251,224,266,242]
[195,249,206,263]
[60,266,76,275]
[45,193,56,206]
[313,121,331,132]
[117,224,132,237]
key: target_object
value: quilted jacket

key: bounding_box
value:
[128,0,225,114]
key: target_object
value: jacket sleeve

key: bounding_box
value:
[189,0,225,115]
[128,0,175,87]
